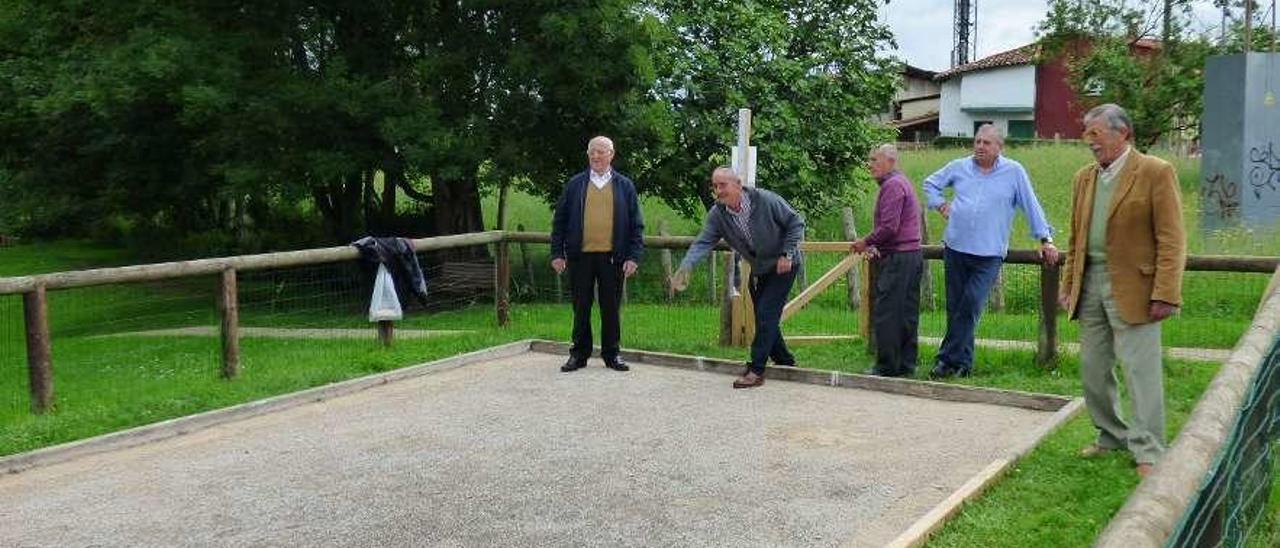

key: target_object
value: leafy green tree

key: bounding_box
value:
[0,1,227,240]
[0,1,662,246]
[1035,0,1267,149]
[387,0,661,237]
[0,0,898,247]
[627,0,899,219]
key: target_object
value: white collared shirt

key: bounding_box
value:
[590,169,612,189]
[1098,146,1131,186]
[727,191,755,251]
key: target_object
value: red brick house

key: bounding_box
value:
[935,38,1160,139]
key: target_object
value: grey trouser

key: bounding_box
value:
[1079,262,1166,464]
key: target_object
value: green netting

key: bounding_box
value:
[1169,334,1280,547]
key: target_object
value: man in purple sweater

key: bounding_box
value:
[852,144,923,377]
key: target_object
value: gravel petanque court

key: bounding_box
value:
[0,349,1066,547]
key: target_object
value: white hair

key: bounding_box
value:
[712,166,741,184]
[1083,103,1133,137]
[975,124,1005,146]
[587,135,614,152]
[873,143,899,163]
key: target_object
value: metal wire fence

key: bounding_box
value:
[1169,334,1280,548]
[0,294,23,426]
[505,239,865,357]
[3,231,1279,548]
[0,240,503,456]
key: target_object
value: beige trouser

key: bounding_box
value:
[1079,263,1166,464]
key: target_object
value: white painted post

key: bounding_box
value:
[729,108,757,346]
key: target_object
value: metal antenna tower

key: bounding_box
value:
[952,0,978,67]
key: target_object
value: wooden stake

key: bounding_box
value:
[841,207,861,310]
[1037,260,1060,368]
[496,240,511,327]
[517,223,536,296]
[218,269,240,379]
[659,219,674,302]
[719,252,735,346]
[23,284,53,413]
[377,320,394,347]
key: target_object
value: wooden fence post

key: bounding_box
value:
[919,208,935,310]
[377,320,394,347]
[23,283,54,413]
[797,255,809,292]
[708,250,718,304]
[517,223,536,296]
[719,252,735,346]
[862,259,878,355]
[659,219,674,302]
[218,268,240,378]
[732,261,755,347]
[842,207,861,310]
[1037,260,1060,367]
[989,267,1006,312]
[496,239,511,327]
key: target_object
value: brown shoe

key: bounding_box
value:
[1136,463,1154,477]
[1079,444,1113,458]
[732,372,764,389]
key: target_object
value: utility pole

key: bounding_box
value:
[1221,3,1229,47]
[952,0,978,67]
[1163,0,1173,44]
[1245,0,1253,52]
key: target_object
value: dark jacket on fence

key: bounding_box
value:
[550,170,645,263]
[352,236,429,306]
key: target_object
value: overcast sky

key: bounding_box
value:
[880,0,1248,72]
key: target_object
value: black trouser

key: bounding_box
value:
[568,252,623,362]
[747,267,797,375]
[873,250,923,376]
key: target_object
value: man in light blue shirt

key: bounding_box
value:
[923,124,1058,378]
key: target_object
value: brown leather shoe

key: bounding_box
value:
[1136,463,1154,477]
[732,372,764,389]
[1079,444,1113,458]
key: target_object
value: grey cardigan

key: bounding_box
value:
[678,187,805,275]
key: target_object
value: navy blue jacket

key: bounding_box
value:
[550,169,645,263]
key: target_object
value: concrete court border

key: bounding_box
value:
[1,339,1083,547]
[530,340,1086,547]
[0,340,533,475]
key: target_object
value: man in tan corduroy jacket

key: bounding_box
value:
[1058,104,1186,478]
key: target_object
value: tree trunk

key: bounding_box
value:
[496,181,511,230]
[343,172,364,240]
[313,174,366,242]
[431,175,487,259]
[381,153,404,230]
[362,170,378,235]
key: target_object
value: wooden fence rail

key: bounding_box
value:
[1095,265,1280,547]
[2,230,1278,416]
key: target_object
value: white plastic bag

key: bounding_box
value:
[368,264,403,322]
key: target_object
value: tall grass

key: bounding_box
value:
[485,144,1280,255]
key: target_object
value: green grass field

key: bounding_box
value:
[2,144,1278,546]
[488,145,1280,255]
